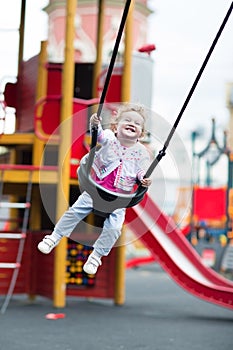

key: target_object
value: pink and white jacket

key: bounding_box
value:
[91,125,151,192]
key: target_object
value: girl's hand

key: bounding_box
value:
[90,113,102,126]
[140,178,152,187]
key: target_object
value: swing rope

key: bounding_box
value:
[143,1,233,180]
[79,1,232,214]
[87,0,132,173]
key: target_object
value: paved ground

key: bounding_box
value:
[1,264,233,350]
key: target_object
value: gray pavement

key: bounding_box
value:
[1,264,233,350]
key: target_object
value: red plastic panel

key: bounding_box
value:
[193,187,226,221]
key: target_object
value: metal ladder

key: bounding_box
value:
[0,168,33,314]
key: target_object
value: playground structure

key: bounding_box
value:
[188,118,233,269]
[128,118,233,273]
[1,0,233,314]
[0,0,155,312]
[171,118,233,273]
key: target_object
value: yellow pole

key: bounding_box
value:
[33,41,48,167]
[93,0,104,97]
[35,41,48,106]
[85,0,105,229]
[30,41,48,233]
[16,0,26,131]
[7,0,26,230]
[53,0,77,308]
[114,227,126,305]
[226,82,233,149]
[114,0,134,305]
[18,0,26,75]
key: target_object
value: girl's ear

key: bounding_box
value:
[110,122,118,133]
[138,129,145,141]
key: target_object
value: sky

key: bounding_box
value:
[0,0,232,186]
[147,0,233,138]
[0,1,48,80]
[0,1,232,131]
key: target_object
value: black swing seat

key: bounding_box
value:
[77,156,148,216]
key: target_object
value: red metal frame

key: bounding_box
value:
[30,232,116,300]
[34,95,99,178]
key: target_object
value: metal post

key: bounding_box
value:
[33,41,48,167]
[115,0,134,306]
[53,0,77,308]
[93,0,104,97]
[18,0,26,75]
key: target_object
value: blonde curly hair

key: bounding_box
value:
[110,103,148,135]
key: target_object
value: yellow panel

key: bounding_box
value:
[0,133,35,145]
[1,169,58,184]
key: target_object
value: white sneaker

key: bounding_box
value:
[37,235,60,254]
[83,252,102,275]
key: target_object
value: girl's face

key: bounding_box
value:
[116,111,144,143]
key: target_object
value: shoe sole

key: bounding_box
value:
[37,243,52,254]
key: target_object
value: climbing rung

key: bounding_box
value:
[0,263,20,269]
[0,168,33,314]
[0,202,31,209]
[0,233,26,239]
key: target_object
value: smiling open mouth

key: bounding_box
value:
[125,126,135,132]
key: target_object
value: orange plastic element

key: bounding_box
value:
[228,188,233,219]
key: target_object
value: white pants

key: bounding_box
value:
[52,191,126,256]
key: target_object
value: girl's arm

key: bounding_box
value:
[90,113,115,144]
[90,113,101,126]
[137,148,152,188]
[140,177,152,187]
[90,113,104,142]
[137,170,152,187]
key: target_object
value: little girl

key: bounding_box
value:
[38,103,152,274]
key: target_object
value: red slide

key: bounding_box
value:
[126,194,233,310]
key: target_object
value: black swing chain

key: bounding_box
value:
[87,0,132,173]
[86,1,233,195]
[144,1,233,179]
